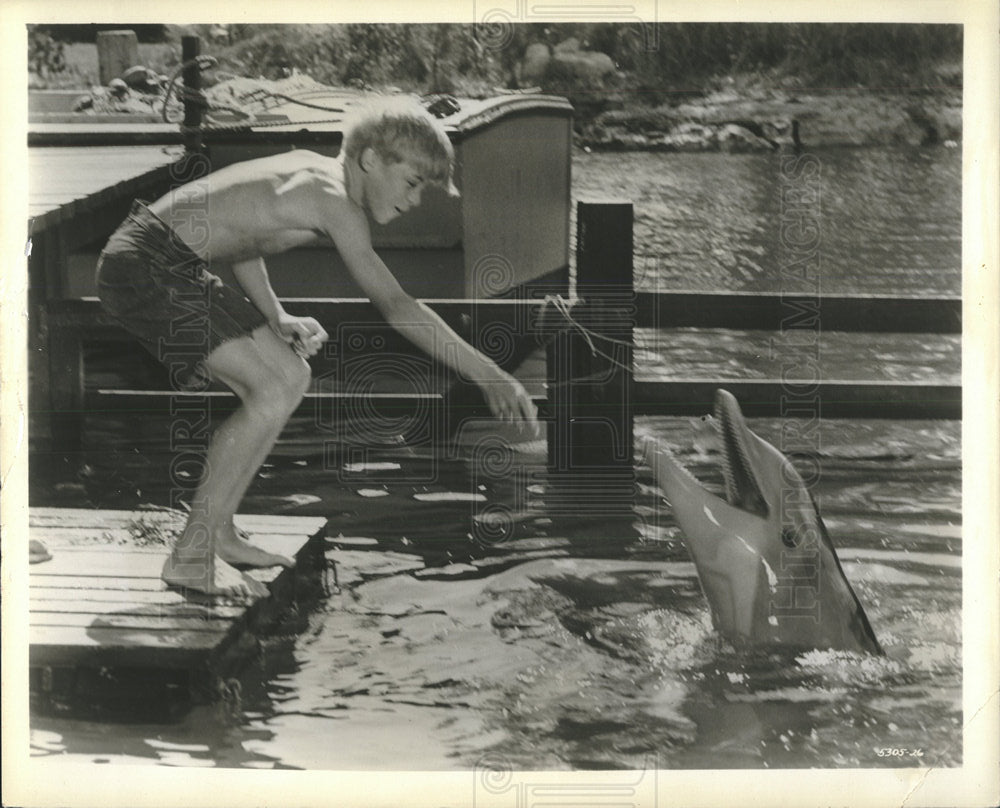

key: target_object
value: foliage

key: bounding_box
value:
[28,29,66,78]
[32,22,962,104]
[209,24,498,95]
[604,22,961,98]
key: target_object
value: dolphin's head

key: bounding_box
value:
[645,390,881,654]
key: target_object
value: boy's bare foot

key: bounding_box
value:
[162,551,269,598]
[29,539,52,564]
[216,522,295,570]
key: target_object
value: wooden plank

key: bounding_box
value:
[53,295,550,327]
[31,585,229,603]
[28,526,155,547]
[81,388,552,435]
[29,191,93,203]
[635,290,962,334]
[30,524,326,548]
[31,574,167,592]
[85,379,962,422]
[31,572,292,595]
[28,146,184,233]
[31,624,225,649]
[31,613,239,631]
[29,507,327,536]
[85,389,451,425]
[28,126,184,147]
[633,379,961,420]
[31,590,246,612]
[30,625,223,668]
[28,544,304,585]
[29,549,187,579]
[53,292,960,357]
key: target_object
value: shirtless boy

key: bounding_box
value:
[96,97,539,597]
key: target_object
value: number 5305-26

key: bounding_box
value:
[876,748,924,758]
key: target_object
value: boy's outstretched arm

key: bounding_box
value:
[327,202,539,435]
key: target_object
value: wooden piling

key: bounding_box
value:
[547,201,635,514]
[96,30,138,86]
[181,36,204,149]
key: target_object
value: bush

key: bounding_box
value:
[31,22,963,103]
[28,29,66,78]
[213,24,501,93]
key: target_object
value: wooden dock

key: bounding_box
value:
[28,507,328,710]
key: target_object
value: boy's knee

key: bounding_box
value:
[271,357,310,412]
[288,355,311,399]
[247,361,308,419]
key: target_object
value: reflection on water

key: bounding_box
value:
[573,146,961,295]
[636,328,960,384]
[30,146,962,770]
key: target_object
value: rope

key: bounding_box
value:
[543,294,636,376]
[161,55,219,123]
[160,61,350,131]
[201,115,347,132]
[546,294,596,354]
[264,92,345,114]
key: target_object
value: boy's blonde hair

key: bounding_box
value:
[342,95,457,195]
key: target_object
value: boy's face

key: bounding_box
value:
[361,148,427,225]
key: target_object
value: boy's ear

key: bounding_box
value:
[359,146,378,174]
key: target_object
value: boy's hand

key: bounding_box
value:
[477,364,540,438]
[272,313,328,358]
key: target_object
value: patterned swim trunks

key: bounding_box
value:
[96,200,267,389]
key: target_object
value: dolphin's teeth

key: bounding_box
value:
[716,396,766,516]
[720,417,742,505]
[649,443,704,492]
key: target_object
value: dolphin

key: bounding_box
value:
[645,389,882,655]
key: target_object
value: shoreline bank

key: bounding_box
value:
[575,86,962,153]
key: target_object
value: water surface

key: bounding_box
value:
[30,145,962,770]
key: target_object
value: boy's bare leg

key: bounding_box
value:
[198,327,309,562]
[162,325,311,596]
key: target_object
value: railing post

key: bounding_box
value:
[547,201,635,515]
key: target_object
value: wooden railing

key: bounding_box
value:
[36,202,961,468]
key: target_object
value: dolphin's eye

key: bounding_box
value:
[781,527,798,548]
